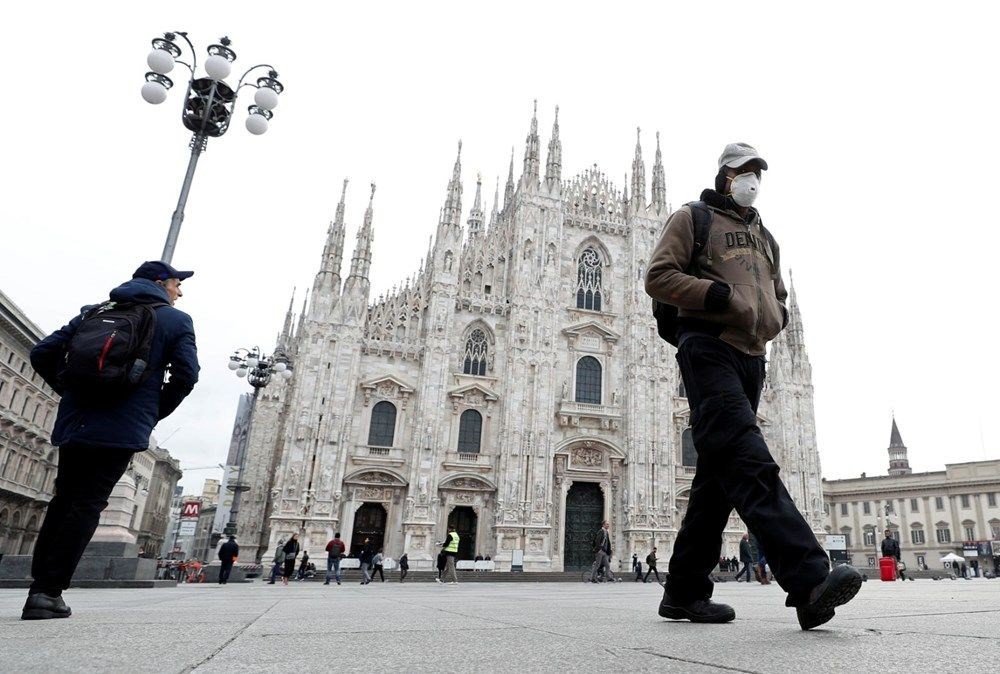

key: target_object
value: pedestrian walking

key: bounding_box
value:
[217,535,239,585]
[357,538,375,584]
[281,534,300,586]
[644,548,663,584]
[735,534,755,583]
[880,530,906,581]
[436,525,460,584]
[590,521,617,583]
[267,541,285,584]
[372,550,386,582]
[399,553,409,582]
[645,143,862,629]
[22,261,200,620]
[324,532,345,586]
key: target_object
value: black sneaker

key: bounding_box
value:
[796,565,863,630]
[21,593,72,620]
[659,590,735,623]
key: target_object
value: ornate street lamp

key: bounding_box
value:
[223,347,293,536]
[142,32,284,264]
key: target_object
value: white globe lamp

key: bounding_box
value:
[141,81,168,104]
[205,54,232,80]
[246,114,268,135]
[147,49,175,74]
[254,86,279,110]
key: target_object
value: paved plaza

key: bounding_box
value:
[0,579,997,672]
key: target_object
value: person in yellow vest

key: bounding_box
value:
[436,525,460,585]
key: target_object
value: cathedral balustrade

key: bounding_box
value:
[351,444,406,467]
[442,451,494,472]
[457,294,510,316]
[557,400,622,430]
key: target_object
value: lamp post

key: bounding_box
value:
[142,32,284,264]
[224,347,293,537]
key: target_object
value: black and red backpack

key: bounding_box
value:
[60,301,165,395]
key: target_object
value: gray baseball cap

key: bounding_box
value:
[718,142,768,171]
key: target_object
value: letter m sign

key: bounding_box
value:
[181,501,201,518]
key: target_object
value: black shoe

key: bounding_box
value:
[323,581,330,585]
[659,590,735,623]
[796,565,863,630]
[21,593,72,620]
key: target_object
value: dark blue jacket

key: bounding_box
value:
[30,278,200,451]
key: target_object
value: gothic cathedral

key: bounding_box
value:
[233,104,825,570]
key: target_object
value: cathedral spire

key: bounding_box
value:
[786,272,806,355]
[278,287,295,349]
[545,105,562,191]
[439,140,463,235]
[887,416,912,476]
[503,146,515,210]
[294,296,308,343]
[347,182,376,282]
[631,126,646,209]
[310,178,348,319]
[489,176,500,227]
[521,99,540,188]
[467,172,484,238]
[651,131,666,213]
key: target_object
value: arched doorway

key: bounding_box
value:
[350,503,387,557]
[447,506,477,560]
[564,482,604,570]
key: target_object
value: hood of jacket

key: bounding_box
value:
[109,278,171,305]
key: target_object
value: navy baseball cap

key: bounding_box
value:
[132,261,194,282]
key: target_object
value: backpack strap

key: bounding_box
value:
[685,201,713,275]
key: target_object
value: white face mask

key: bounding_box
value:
[729,172,760,207]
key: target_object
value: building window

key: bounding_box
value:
[866,556,877,568]
[575,356,602,405]
[936,527,951,544]
[462,329,489,376]
[862,501,871,515]
[840,503,848,516]
[991,522,1000,540]
[960,494,971,509]
[841,529,852,548]
[935,496,944,510]
[367,401,397,448]
[863,529,876,547]
[964,525,975,540]
[457,409,482,454]
[678,379,686,398]
[681,428,697,468]
[911,528,925,545]
[916,554,926,568]
[988,493,997,507]
[910,498,919,513]
[885,501,895,514]
[576,247,603,311]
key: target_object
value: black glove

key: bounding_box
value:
[704,281,731,311]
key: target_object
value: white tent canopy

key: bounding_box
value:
[940,553,965,563]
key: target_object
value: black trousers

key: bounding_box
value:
[665,336,829,606]
[644,566,662,583]
[219,560,234,583]
[735,561,754,582]
[30,444,134,595]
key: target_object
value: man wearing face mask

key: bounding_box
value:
[645,143,862,630]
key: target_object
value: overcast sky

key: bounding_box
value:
[3,2,998,493]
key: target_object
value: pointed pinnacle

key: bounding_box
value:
[340,178,349,200]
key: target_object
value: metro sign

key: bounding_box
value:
[180,501,201,519]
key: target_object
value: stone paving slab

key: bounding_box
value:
[0,578,997,672]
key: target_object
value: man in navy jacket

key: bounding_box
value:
[22,261,199,620]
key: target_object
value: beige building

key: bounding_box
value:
[136,444,182,558]
[823,420,1000,575]
[200,479,220,507]
[0,288,58,555]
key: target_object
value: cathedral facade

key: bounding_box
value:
[234,105,825,570]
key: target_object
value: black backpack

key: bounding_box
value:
[61,300,164,395]
[651,201,714,346]
[651,202,779,345]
